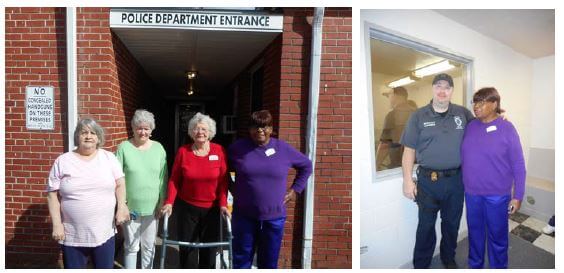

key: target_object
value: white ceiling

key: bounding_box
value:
[434,9,554,58]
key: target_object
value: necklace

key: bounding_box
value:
[192,142,210,156]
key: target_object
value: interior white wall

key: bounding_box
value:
[531,55,556,149]
[359,9,538,268]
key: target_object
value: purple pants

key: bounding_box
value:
[232,214,286,269]
[465,193,510,268]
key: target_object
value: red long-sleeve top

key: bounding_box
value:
[165,142,228,208]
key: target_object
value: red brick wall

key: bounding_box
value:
[5,7,157,267]
[278,8,352,269]
[312,8,352,268]
[77,7,156,149]
[278,8,312,268]
[5,7,68,268]
[232,7,352,269]
[233,34,282,137]
[5,7,351,269]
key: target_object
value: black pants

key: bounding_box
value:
[413,168,464,268]
[175,199,220,269]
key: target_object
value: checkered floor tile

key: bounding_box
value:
[509,212,554,254]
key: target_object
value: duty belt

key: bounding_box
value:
[417,166,460,182]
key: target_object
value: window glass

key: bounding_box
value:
[371,39,466,171]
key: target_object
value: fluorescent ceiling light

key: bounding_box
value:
[413,60,455,78]
[388,76,416,88]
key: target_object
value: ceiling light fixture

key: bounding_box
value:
[413,60,455,78]
[387,76,416,88]
[185,71,197,96]
[186,71,198,79]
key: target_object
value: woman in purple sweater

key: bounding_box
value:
[461,87,526,269]
[228,110,312,269]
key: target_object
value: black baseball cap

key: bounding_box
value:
[432,73,453,87]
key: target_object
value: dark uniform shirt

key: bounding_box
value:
[380,101,417,169]
[400,102,474,170]
[380,101,417,144]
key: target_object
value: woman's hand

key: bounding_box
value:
[220,206,231,219]
[52,223,65,241]
[284,189,297,205]
[508,199,521,214]
[115,204,130,225]
[160,204,173,218]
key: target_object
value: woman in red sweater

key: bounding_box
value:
[160,112,229,268]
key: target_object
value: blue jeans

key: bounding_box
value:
[413,169,464,268]
[61,236,115,269]
[465,193,510,269]
[232,214,286,269]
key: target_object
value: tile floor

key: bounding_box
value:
[404,211,556,269]
[509,212,555,255]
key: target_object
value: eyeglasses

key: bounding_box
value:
[471,100,490,107]
[251,126,271,132]
[192,127,208,133]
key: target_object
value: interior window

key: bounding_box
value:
[370,38,466,172]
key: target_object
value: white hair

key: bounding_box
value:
[131,109,156,130]
[188,112,216,140]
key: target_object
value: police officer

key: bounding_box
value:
[400,73,474,269]
[376,87,417,171]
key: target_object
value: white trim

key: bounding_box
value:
[365,22,475,183]
[66,8,78,151]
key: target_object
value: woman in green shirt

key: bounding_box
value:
[116,109,168,269]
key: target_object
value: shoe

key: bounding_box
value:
[542,224,555,234]
[442,260,458,269]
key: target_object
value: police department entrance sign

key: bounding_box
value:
[110,9,283,32]
[26,86,54,130]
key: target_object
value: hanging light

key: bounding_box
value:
[185,71,197,95]
[186,71,197,79]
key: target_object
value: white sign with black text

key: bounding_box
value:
[110,9,283,32]
[26,86,54,130]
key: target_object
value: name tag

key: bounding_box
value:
[209,155,219,161]
[486,125,497,133]
[423,121,436,127]
[265,148,276,157]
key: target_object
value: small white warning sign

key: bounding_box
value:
[26,86,54,130]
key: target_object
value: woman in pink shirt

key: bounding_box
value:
[47,118,130,269]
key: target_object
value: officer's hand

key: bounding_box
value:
[403,179,417,201]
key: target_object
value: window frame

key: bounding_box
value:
[363,22,475,182]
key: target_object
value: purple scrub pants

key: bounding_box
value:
[465,193,511,268]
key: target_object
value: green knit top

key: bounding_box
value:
[116,140,168,216]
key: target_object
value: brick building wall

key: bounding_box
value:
[76,7,158,148]
[232,7,352,268]
[5,7,68,267]
[278,8,352,269]
[5,7,351,269]
[311,8,352,268]
[5,7,157,267]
